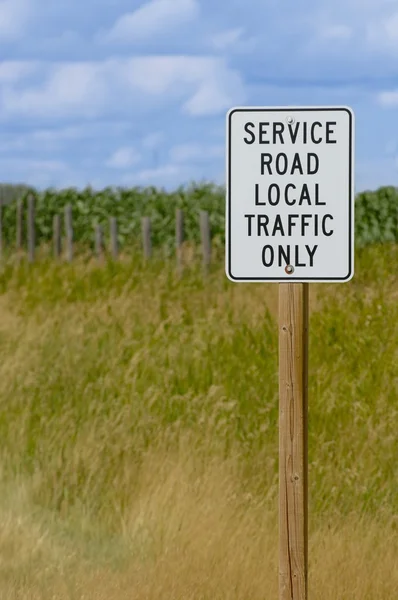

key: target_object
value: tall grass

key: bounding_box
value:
[0,244,397,598]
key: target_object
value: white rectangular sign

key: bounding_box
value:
[226,106,354,282]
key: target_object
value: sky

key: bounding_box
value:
[1,0,398,192]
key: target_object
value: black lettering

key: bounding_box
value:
[272,215,285,236]
[314,184,325,205]
[276,153,288,175]
[273,122,285,143]
[268,184,280,206]
[307,153,319,175]
[291,153,303,175]
[244,214,255,235]
[261,153,272,175]
[285,184,296,206]
[322,215,334,236]
[258,215,269,236]
[288,122,300,143]
[255,183,265,205]
[243,122,255,144]
[278,245,290,266]
[288,214,299,235]
[306,245,318,266]
[326,121,337,143]
[301,214,312,236]
[310,122,322,143]
[303,121,307,144]
[259,122,270,144]
[299,184,312,205]
[295,245,306,267]
[262,245,273,266]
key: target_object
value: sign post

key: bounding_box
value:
[226,106,354,600]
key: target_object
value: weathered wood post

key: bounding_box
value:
[64,204,73,262]
[27,194,35,263]
[176,208,184,275]
[200,210,211,275]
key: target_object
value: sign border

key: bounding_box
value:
[226,106,354,282]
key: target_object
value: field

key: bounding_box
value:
[0,239,397,599]
[1,183,398,252]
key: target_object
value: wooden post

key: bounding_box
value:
[279,283,309,600]
[27,195,35,263]
[142,216,151,260]
[16,198,23,253]
[64,204,73,262]
[200,210,211,274]
[53,214,61,258]
[176,208,184,275]
[0,194,3,260]
[95,224,104,259]
[110,217,118,259]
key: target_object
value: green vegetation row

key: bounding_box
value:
[0,182,397,250]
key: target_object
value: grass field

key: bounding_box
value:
[0,244,397,599]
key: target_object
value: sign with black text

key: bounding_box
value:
[226,106,354,282]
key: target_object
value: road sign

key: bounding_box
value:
[226,106,354,282]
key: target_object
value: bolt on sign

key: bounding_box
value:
[226,107,355,282]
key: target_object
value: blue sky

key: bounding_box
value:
[1,0,398,191]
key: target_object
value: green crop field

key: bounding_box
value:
[1,183,397,252]
[0,183,397,599]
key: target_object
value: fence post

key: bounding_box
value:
[53,214,61,258]
[200,210,211,275]
[95,224,104,260]
[16,198,23,253]
[110,217,118,259]
[64,204,73,262]
[142,217,152,260]
[176,208,184,275]
[27,194,35,263]
[0,193,3,260]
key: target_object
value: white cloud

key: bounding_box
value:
[1,62,111,119]
[0,0,31,41]
[184,70,245,116]
[123,164,182,185]
[321,24,352,39]
[0,157,67,171]
[366,11,398,51]
[106,147,141,169]
[0,156,70,188]
[142,132,164,149]
[0,57,245,119]
[170,143,223,162]
[211,28,244,50]
[377,89,398,106]
[0,61,37,83]
[100,0,199,44]
[381,12,398,42]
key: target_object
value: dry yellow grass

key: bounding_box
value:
[1,452,397,599]
[0,245,396,599]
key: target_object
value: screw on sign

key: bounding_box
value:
[225,106,355,600]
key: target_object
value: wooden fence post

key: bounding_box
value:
[200,210,211,274]
[142,217,152,260]
[110,217,118,259]
[0,194,3,260]
[279,283,309,600]
[176,208,184,275]
[64,204,73,262]
[95,224,104,259]
[27,195,35,263]
[53,214,61,258]
[16,198,23,253]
